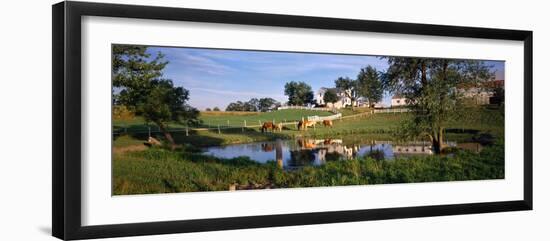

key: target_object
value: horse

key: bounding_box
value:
[274,123,283,132]
[260,122,275,133]
[297,120,316,130]
[322,120,333,128]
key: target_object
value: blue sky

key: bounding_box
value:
[148,46,504,110]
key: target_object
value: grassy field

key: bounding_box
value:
[112,107,505,195]
[114,109,334,130]
[113,107,503,148]
[199,109,334,127]
[113,112,406,148]
[113,140,504,194]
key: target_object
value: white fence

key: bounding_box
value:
[307,113,342,121]
[277,105,338,113]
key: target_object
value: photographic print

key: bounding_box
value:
[111,44,505,195]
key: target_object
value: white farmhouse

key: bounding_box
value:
[391,95,408,107]
[316,87,353,109]
[459,80,504,105]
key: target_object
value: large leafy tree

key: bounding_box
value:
[112,45,199,149]
[383,57,493,153]
[284,81,314,106]
[356,66,384,107]
[322,89,339,106]
[334,77,359,109]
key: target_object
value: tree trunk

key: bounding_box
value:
[158,123,176,150]
[432,127,445,154]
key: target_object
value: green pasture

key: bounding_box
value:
[113,107,503,148]
[198,109,334,127]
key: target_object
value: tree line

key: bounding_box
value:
[225,98,281,112]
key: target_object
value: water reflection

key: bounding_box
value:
[203,139,481,169]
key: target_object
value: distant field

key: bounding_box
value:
[200,111,260,117]
[114,109,334,129]
[199,109,333,127]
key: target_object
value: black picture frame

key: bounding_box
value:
[52,1,533,240]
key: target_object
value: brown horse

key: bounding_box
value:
[322,120,333,128]
[297,120,316,130]
[260,122,275,133]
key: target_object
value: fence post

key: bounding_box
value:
[217,124,221,134]
[185,126,189,136]
[148,126,151,138]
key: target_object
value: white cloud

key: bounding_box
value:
[170,50,235,75]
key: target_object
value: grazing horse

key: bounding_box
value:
[274,123,283,132]
[322,120,333,128]
[298,120,316,130]
[260,122,275,133]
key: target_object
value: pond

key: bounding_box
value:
[203,138,483,169]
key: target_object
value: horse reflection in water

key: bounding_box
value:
[203,138,472,169]
[261,138,362,169]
